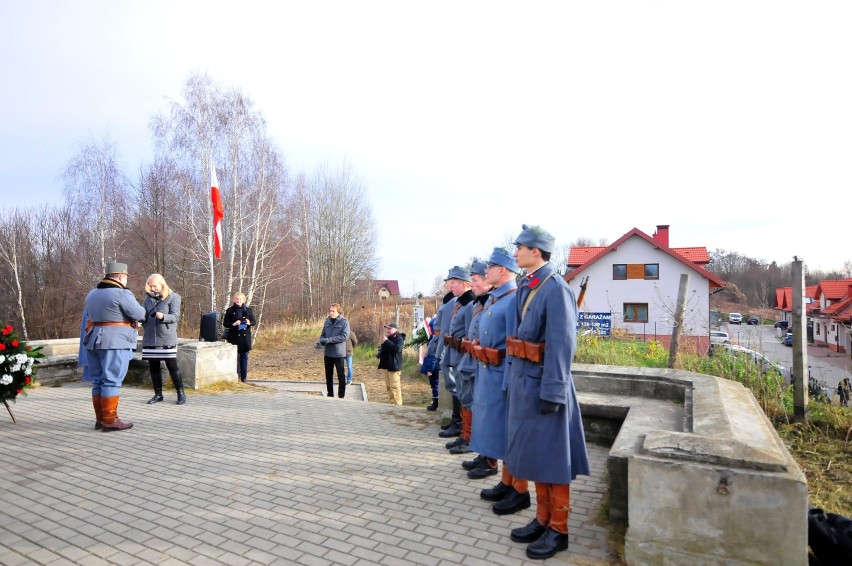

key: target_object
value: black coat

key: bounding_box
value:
[223,304,256,353]
[377,332,406,372]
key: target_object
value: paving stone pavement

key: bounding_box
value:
[0,383,616,565]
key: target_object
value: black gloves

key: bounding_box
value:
[539,400,561,414]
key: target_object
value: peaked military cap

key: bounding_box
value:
[105,262,128,275]
[445,265,471,282]
[513,224,555,254]
[487,247,519,273]
[469,260,488,277]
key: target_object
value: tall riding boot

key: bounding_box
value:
[147,374,164,404]
[92,395,103,430]
[438,396,462,437]
[171,370,186,405]
[426,375,439,411]
[101,396,133,431]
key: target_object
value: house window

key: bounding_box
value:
[816,325,821,336]
[624,303,648,323]
[613,264,626,280]
[644,264,659,279]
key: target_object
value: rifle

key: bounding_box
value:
[576,276,589,309]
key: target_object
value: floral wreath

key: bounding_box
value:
[0,324,43,403]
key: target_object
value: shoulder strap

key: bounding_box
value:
[521,273,557,321]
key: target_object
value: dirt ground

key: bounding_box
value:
[249,338,433,406]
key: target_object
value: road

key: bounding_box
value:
[723,323,852,393]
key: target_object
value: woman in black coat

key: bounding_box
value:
[223,292,256,382]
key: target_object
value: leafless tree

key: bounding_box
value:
[0,208,31,339]
[62,134,130,283]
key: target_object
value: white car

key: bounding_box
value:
[728,312,743,324]
[710,344,788,379]
[710,331,730,344]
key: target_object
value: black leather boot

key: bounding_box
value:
[426,397,439,411]
[171,370,186,405]
[510,518,547,544]
[525,527,568,559]
[480,481,512,502]
[438,396,462,437]
[147,374,164,404]
[492,488,531,515]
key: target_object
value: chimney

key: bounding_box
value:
[652,225,670,248]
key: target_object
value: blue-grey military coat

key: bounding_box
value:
[505,262,590,484]
[470,280,516,460]
[444,290,475,368]
[320,316,350,358]
[427,292,456,363]
[83,282,146,351]
[458,294,488,374]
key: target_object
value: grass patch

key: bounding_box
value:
[254,319,322,350]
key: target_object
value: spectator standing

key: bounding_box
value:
[318,303,350,398]
[223,293,256,383]
[377,322,406,404]
[82,262,145,431]
[142,274,185,405]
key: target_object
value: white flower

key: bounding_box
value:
[0,374,12,386]
[0,355,5,365]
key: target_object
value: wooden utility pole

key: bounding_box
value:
[668,273,690,368]
[792,258,808,423]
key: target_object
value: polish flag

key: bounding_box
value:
[211,163,224,259]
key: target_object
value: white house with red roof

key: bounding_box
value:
[810,279,852,353]
[564,224,726,353]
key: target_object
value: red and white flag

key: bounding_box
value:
[210,162,224,259]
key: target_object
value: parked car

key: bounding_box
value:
[774,320,789,330]
[747,316,760,325]
[710,331,730,345]
[709,343,788,379]
[728,312,743,324]
[784,331,793,347]
[710,310,722,328]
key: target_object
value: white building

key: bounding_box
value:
[565,225,726,353]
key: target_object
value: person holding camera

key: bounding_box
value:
[142,274,185,405]
[377,322,406,405]
[223,292,256,382]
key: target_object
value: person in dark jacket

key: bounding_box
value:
[142,274,185,405]
[318,303,350,398]
[377,322,406,404]
[223,292,256,383]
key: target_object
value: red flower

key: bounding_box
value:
[529,277,540,288]
[25,376,31,384]
[11,340,18,347]
[0,344,5,351]
[1,329,7,336]
[4,325,12,333]
[16,389,21,395]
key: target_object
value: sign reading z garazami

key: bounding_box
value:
[578,312,612,336]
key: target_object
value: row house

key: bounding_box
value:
[811,279,852,353]
[565,224,725,354]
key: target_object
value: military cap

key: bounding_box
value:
[469,260,487,277]
[384,322,398,329]
[513,224,555,254]
[487,247,519,273]
[105,262,129,275]
[445,265,471,282]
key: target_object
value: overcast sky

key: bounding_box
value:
[2,1,850,296]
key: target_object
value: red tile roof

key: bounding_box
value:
[822,295,852,316]
[568,245,709,267]
[774,286,821,312]
[815,279,852,301]
[564,227,725,288]
[671,247,710,264]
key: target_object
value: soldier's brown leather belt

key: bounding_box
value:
[460,338,473,354]
[506,337,545,363]
[443,335,463,351]
[85,320,135,333]
[472,345,505,365]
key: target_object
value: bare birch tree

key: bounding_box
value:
[0,209,31,339]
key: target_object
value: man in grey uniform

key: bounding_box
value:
[438,266,474,439]
[83,262,146,431]
[424,278,454,411]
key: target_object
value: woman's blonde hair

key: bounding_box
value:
[233,292,247,303]
[145,273,171,298]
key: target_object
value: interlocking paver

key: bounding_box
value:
[0,382,617,565]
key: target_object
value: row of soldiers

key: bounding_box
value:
[423,224,590,560]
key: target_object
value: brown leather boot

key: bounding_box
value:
[93,395,103,430]
[101,396,133,431]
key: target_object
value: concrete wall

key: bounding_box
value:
[574,363,808,566]
[34,338,238,389]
